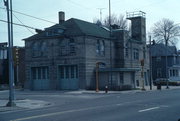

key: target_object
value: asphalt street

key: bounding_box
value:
[0,89,180,121]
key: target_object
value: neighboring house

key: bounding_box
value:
[0,42,25,86]
[24,11,149,90]
[150,43,180,82]
[0,42,8,85]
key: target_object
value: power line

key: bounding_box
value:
[0,19,39,30]
[0,7,57,24]
[12,13,35,34]
[66,0,92,9]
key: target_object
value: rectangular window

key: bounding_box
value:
[177,70,179,76]
[37,68,41,79]
[4,50,7,59]
[133,49,139,60]
[0,50,3,59]
[143,47,146,59]
[172,69,178,77]
[65,66,69,79]
[59,65,78,79]
[156,57,161,62]
[69,45,76,55]
[60,46,67,56]
[69,40,76,55]
[170,70,172,77]
[173,56,177,64]
[76,65,78,78]
[42,67,47,79]
[71,66,75,78]
[59,39,76,56]
[32,68,36,80]
[31,67,49,80]
[172,70,175,76]
[157,68,162,78]
[119,72,124,84]
[60,66,64,79]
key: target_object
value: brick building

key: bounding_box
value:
[24,11,149,90]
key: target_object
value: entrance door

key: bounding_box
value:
[58,65,78,90]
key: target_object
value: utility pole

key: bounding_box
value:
[97,8,105,22]
[149,36,152,90]
[165,40,169,89]
[109,0,113,89]
[4,0,16,107]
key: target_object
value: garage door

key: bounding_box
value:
[31,66,50,90]
[58,65,78,90]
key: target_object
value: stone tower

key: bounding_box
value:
[127,11,146,42]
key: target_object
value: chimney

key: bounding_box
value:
[59,11,65,24]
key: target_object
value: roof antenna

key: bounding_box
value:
[97,8,106,22]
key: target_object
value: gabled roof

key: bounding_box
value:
[24,18,110,40]
[151,43,177,56]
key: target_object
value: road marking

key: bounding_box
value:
[10,100,145,121]
[116,104,123,106]
[138,107,160,112]
[10,105,114,121]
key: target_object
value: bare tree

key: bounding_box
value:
[103,14,128,30]
[152,18,180,45]
[93,14,128,30]
[93,18,102,26]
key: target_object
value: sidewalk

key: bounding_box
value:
[66,85,180,94]
[0,99,52,112]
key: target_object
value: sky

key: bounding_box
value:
[0,0,180,48]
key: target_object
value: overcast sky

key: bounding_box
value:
[0,0,180,48]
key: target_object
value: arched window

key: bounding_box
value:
[96,40,105,56]
[96,40,100,54]
[100,40,105,56]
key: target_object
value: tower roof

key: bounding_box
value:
[126,11,146,19]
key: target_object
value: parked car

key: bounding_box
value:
[153,78,180,86]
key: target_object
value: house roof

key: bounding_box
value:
[45,24,66,30]
[24,18,110,40]
[151,43,177,56]
[65,18,110,38]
